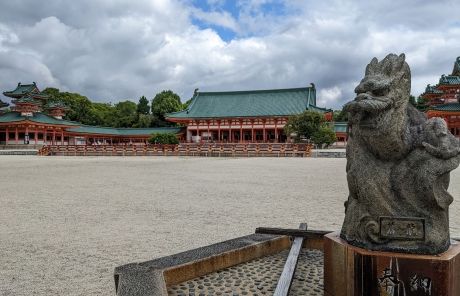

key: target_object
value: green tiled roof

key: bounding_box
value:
[3,82,48,99]
[0,111,79,125]
[333,122,348,133]
[67,126,182,136]
[424,84,443,94]
[13,95,41,105]
[439,75,460,85]
[0,111,182,136]
[166,86,327,119]
[430,103,460,112]
[0,100,8,108]
[3,83,38,97]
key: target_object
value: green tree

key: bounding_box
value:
[416,96,430,111]
[333,109,348,122]
[86,102,114,126]
[135,114,153,128]
[137,96,150,115]
[148,133,179,144]
[43,88,94,124]
[311,125,337,147]
[151,90,182,126]
[183,98,193,109]
[284,111,326,142]
[112,101,137,127]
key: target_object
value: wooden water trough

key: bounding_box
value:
[114,226,331,296]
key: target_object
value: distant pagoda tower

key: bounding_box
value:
[423,57,460,137]
[46,101,69,119]
[420,57,460,106]
[3,82,49,116]
[10,95,42,115]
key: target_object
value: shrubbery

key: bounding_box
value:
[148,133,179,144]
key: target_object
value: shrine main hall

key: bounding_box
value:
[166,85,344,143]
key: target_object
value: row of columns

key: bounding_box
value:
[1,127,157,145]
[194,119,283,143]
[4,126,65,145]
[194,128,283,143]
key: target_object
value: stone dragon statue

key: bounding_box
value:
[340,53,460,254]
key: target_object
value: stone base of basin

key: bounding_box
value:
[324,232,460,296]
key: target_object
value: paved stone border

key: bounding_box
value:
[0,149,38,155]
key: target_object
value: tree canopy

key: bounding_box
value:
[41,88,186,128]
[151,90,182,126]
[137,96,150,115]
[284,110,336,146]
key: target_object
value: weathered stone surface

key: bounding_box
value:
[340,53,460,254]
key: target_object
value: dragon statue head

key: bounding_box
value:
[344,54,414,160]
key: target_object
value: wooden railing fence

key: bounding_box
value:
[39,143,313,157]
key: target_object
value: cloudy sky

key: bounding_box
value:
[0,0,459,109]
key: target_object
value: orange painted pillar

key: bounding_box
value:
[263,119,266,143]
[44,130,47,145]
[251,120,254,142]
[240,120,243,143]
[35,128,38,144]
[274,119,278,143]
[61,131,64,145]
[53,130,56,145]
[207,120,210,142]
[229,120,232,142]
[217,120,221,142]
[5,127,9,143]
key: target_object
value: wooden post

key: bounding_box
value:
[275,119,278,143]
[207,120,210,142]
[273,223,308,296]
[251,119,254,143]
[15,127,18,144]
[35,128,38,144]
[263,119,266,143]
[61,131,64,145]
[240,119,243,143]
[53,130,56,145]
[195,120,200,142]
[5,127,9,144]
[217,120,221,142]
[229,120,232,143]
[44,130,47,145]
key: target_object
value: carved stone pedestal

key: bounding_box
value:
[324,232,460,296]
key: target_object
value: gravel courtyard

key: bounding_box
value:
[0,156,459,295]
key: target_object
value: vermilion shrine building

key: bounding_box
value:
[166,85,343,143]
[422,57,460,137]
[0,83,182,145]
[0,82,346,146]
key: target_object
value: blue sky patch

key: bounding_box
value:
[191,0,288,41]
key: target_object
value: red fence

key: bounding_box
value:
[39,143,313,157]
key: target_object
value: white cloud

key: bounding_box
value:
[319,87,342,108]
[0,0,459,109]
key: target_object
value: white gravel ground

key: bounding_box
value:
[0,156,459,295]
